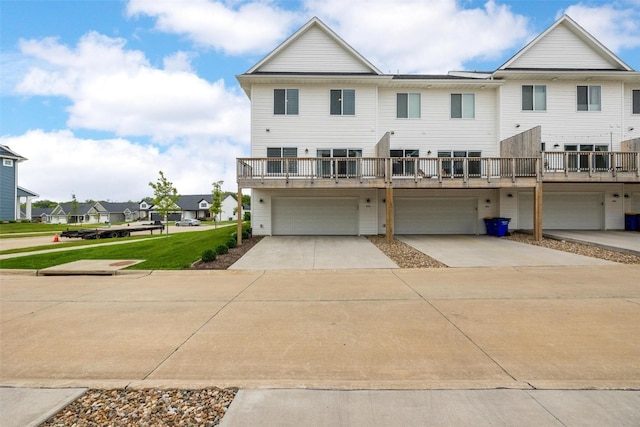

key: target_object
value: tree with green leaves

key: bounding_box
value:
[149,171,180,236]
[210,180,224,228]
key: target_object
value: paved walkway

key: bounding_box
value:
[2,266,639,424]
[545,230,640,255]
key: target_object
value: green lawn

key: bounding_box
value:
[0,227,241,270]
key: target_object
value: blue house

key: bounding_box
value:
[1,145,34,221]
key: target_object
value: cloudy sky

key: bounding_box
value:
[2,0,640,202]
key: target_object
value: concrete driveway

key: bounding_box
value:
[231,234,617,270]
[230,236,398,270]
[398,235,615,267]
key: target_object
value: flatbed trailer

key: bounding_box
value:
[60,224,164,240]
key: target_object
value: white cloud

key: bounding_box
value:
[14,32,250,143]
[563,4,640,53]
[303,0,532,73]
[126,0,299,55]
[2,130,242,202]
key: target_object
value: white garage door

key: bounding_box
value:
[518,192,603,229]
[395,198,477,234]
[272,198,358,235]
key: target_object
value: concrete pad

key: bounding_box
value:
[38,259,145,276]
[0,301,226,383]
[221,389,563,427]
[432,298,640,389]
[0,275,125,301]
[229,236,397,270]
[149,300,516,389]
[398,235,615,267]
[544,230,640,255]
[0,387,87,427]
[530,390,640,425]
[396,265,640,300]
[236,269,419,301]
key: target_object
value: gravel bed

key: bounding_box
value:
[43,388,237,426]
[368,235,448,268]
[506,232,640,264]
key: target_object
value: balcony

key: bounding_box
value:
[238,152,640,189]
[237,157,540,189]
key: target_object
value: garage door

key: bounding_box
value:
[272,198,358,235]
[395,198,477,234]
[518,192,603,229]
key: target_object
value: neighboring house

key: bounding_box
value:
[1,145,37,221]
[236,15,640,237]
[31,207,53,223]
[147,195,212,221]
[91,201,139,223]
[138,198,153,220]
[220,194,238,221]
[49,202,95,224]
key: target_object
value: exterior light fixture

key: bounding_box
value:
[366,198,371,203]
[613,193,620,198]
[259,198,264,203]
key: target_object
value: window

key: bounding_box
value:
[577,85,601,111]
[317,148,362,177]
[274,89,298,115]
[397,93,421,118]
[451,93,475,118]
[200,202,208,208]
[438,150,481,176]
[633,90,640,114]
[564,144,609,170]
[391,149,419,175]
[522,85,546,111]
[330,89,355,115]
[267,147,297,174]
[3,159,14,167]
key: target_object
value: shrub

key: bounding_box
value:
[226,238,237,248]
[202,249,216,262]
[216,244,229,255]
[243,212,251,221]
[242,230,250,239]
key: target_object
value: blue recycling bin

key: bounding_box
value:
[484,218,496,236]
[625,213,638,231]
[637,214,640,232]
[494,218,511,237]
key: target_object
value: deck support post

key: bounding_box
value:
[533,182,543,241]
[237,187,243,246]
[385,186,394,243]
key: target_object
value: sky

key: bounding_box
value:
[2,0,640,203]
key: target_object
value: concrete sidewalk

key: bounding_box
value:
[2,267,639,424]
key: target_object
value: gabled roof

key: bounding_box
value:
[97,201,139,213]
[51,202,94,216]
[175,194,212,210]
[499,15,633,71]
[0,144,26,161]
[245,17,382,75]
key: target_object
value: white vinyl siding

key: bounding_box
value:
[257,26,374,73]
[505,22,620,70]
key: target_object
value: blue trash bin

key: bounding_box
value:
[625,213,638,231]
[637,214,640,232]
[495,218,511,237]
[484,218,496,236]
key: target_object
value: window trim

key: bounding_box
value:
[522,84,547,111]
[450,93,475,119]
[3,159,14,167]
[330,89,355,116]
[577,85,601,112]
[632,89,640,115]
[396,93,421,119]
[274,89,299,115]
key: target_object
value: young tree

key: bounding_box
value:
[149,171,180,236]
[210,180,224,228]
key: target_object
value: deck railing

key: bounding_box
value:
[237,156,540,183]
[542,151,640,177]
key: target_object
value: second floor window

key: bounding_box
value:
[451,93,475,119]
[633,90,640,114]
[397,93,421,118]
[577,85,601,111]
[330,89,355,115]
[522,85,546,111]
[274,89,298,115]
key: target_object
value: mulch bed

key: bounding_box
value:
[190,236,263,270]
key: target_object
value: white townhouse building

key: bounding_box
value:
[236,16,640,239]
